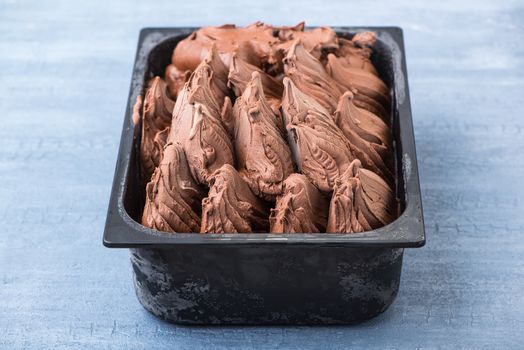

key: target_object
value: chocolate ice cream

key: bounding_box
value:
[169,60,235,185]
[282,77,354,192]
[142,142,204,232]
[327,160,396,233]
[326,53,390,120]
[270,173,329,233]
[140,22,399,234]
[233,72,294,201]
[201,164,270,233]
[165,64,191,99]
[334,91,393,181]
[284,41,344,113]
[228,54,283,115]
[276,23,338,60]
[140,76,175,183]
[171,22,280,71]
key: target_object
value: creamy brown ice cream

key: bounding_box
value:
[142,142,205,232]
[140,76,175,183]
[284,41,344,113]
[202,44,231,106]
[270,173,329,233]
[171,21,343,75]
[327,160,396,233]
[140,23,399,234]
[165,64,191,99]
[201,164,270,233]
[228,54,283,115]
[233,72,294,201]
[326,53,390,121]
[276,23,338,60]
[171,22,280,71]
[282,77,354,192]
[334,91,393,181]
[336,36,379,76]
[169,59,235,185]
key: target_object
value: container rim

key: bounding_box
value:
[103,26,425,248]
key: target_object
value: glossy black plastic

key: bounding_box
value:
[104,27,425,324]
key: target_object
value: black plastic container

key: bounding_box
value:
[104,27,425,325]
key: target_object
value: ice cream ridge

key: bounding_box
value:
[139,22,398,234]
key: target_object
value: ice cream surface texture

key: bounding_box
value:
[140,22,397,234]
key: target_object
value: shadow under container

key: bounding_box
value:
[103,27,425,325]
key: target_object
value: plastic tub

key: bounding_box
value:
[103,27,425,325]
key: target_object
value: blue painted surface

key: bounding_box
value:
[1,0,523,348]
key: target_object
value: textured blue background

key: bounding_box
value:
[1,0,523,349]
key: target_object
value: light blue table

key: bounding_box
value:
[1,0,523,348]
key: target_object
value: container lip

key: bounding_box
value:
[103,26,425,249]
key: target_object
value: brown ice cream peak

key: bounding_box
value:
[284,41,344,113]
[228,54,283,114]
[351,31,377,49]
[233,72,294,201]
[277,25,339,60]
[170,67,235,185]
[202,44,230,104]
[201,164,270,233]
[270,173,329,233]
[143,77,175,123]
[142,142,205,233]
[326,159,396,233]
[334,91,393,180]
[281,76,330,120]
[187,61,223,114]
[172,22,280,72]
[278,25,337,50]
[326,53,390,120]
[140,76,175,183]
[282,78,354,192]
[165,64,191,99]
[336,37,378,76]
